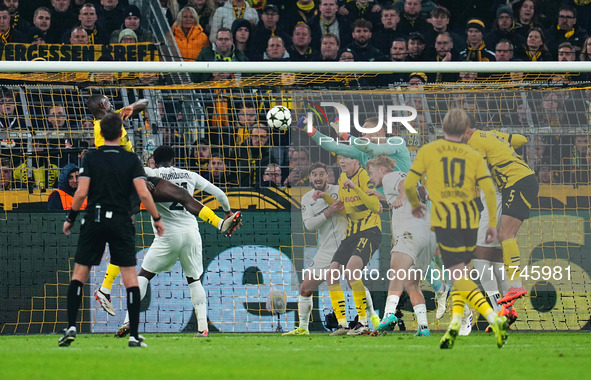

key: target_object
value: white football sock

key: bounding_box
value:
[124,276,149,325]
[365,287,377,317]
[99,286,111,295]
[189,280,208,332]
[384,294,399,316]
[492,261,510,295]
[487,291,502,313]
[413,304,428,328]
[298,295,313,330]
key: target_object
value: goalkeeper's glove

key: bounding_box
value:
[329,117,352,141]
[296,116,316,136]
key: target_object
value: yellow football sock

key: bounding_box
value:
[501,238,522,286]
[101,263,120,291]
[350,279,367,323]
[454,277,495,324]
[198,206,222,229]
[450,290,465,322]
[328,284,347,326]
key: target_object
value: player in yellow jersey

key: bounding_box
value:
[463,123,539,305]
[313,156,382,336]
[87,94,146,152]
[404,108,509,349]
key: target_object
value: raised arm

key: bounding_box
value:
[119,99,149,120]
[203,182,231,214]
[294,116,363,159]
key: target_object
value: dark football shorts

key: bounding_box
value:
[75,211,136,267]
[332,227,382,267]
[502,174,539,221]
[435,227,478,268]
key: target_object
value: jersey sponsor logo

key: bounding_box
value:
[344,195,361,203]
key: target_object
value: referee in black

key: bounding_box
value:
[59,112,164,348]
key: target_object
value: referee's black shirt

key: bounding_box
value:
[79,146,146,215]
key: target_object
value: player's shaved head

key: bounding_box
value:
[87,94,107,117]
[100,112,122,141]
[442,108,470,136]
[153,145,175,166]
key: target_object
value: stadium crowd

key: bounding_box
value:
[0,0,590,195]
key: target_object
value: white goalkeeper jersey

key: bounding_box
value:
[382,171,429,234]
[144,166,211,232]
[301,184,347,254]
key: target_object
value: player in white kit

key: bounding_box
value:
[283,162,380,336]
[365,154,436,336]
[116,146,236,338]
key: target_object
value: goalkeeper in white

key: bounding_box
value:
[283,162,380,335]
[116,145,238,339]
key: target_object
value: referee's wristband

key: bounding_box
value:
[153,215,161,222]
[66,210,79,223]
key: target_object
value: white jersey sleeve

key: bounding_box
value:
[145,166,204,232]
[382,171,406,205]
[301,184,346,255]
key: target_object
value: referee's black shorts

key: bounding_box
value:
[75,211,137,267]
[435,227,478,268]
[332,227,382,267]
[502,174,539,221]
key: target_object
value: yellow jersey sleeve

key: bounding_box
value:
[93,109,134,152]
[468,130,533,190]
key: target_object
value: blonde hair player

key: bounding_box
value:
[404,108,509,349]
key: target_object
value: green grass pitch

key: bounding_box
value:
[1,332,589,379]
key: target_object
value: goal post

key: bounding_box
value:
[0,62,590,334]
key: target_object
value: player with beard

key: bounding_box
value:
[283,162,380,335]
[295,115,450,319]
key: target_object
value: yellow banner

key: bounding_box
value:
[0,43,160,62]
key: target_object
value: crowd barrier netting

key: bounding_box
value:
[1,78,590,333]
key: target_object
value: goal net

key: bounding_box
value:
[1,64,590,334]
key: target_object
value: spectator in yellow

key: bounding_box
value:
[13,143,59,190]
[170,6,209,61]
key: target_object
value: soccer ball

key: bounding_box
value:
[266,105,292,131]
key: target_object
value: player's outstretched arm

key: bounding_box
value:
[151,177,241,236]
[354,136,407,157]
[134,178,164,236]
[203,182,232,213]
[119,99,149,120]
[295,117,362,160]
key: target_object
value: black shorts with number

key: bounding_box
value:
[75,211,136,267]
[502,174,538,221]
[435,227,477,268]
[332,227,381,267]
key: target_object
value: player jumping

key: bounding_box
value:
[86,94,241,316]
[462,123,538,305]
[115,146,236,339]
[366,154,435,337]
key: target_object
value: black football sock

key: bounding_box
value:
[67,280,84,328]
[127,286,141,339]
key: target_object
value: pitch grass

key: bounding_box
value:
[0,332,590,380]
